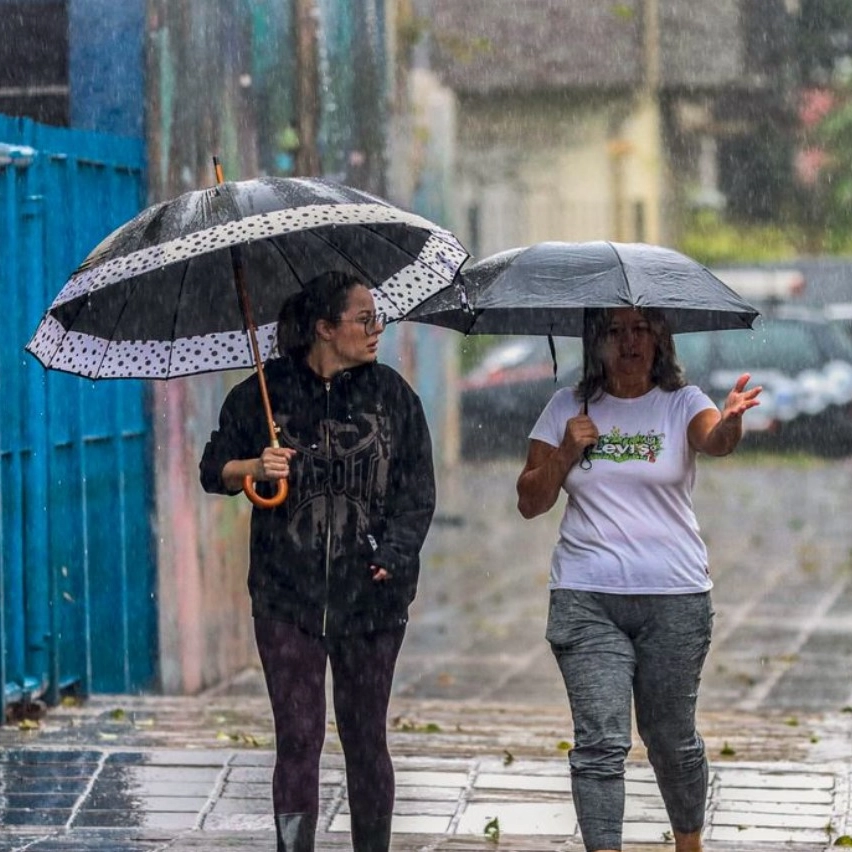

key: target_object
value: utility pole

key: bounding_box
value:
[294,0,321,176]
[644,0,660,94]
[609,0,661,243]
[641,0,664,244]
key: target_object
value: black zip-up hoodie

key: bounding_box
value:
[199,355,436,637]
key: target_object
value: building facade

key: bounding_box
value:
[423,0,793,257]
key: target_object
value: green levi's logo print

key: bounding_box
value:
[588,427,664,463]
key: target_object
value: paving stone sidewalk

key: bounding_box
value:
[1,689,851,851]
[3,458,851,850]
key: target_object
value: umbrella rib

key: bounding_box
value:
[103,276,154,376]
[263,221,421,302]
[308,223,393,285]
[604,241,632,302]
[165,259,194,377]
[66,278,142,378]
[43,298,92,371]
[308,223,440,316]
[265,236,308,292]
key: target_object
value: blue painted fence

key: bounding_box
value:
[0,115,156,721]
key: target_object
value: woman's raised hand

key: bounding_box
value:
[721,373,762,422]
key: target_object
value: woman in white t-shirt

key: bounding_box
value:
[516,307,761,852]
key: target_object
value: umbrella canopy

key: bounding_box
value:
[26,176,468,379]
[406,241,759,336]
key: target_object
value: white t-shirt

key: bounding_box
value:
[529,385,717,594]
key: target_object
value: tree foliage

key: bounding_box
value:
[810,89,852,250]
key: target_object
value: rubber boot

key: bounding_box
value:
[275,812,317,852]
[350,813,393,852]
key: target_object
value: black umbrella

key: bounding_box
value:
[406,241,760,336]
[407,241,759,459]
[26,163,468,506]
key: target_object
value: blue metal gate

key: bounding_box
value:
[0,115,157,720]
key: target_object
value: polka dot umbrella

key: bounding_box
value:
[26,162,468,506]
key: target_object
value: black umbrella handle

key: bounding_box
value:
[580,394,593,470]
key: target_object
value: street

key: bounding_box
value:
[2,451,852,851]
[400,453,852,714]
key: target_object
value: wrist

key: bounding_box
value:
[555,446,580,471]
[713,416,742,453]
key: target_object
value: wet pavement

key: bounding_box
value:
[2,455,852,850]
[2,690,851,851]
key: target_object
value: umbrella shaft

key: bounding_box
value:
[231,246,280,447]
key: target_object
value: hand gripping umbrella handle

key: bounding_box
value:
[237,328,289,509]
[235,289,289,509]
[242,466,288,509]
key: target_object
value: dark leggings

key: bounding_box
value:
[254,618,405,819]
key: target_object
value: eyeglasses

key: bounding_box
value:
[340,312,387,334]
[606,324,652,341]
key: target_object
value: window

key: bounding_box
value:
[674,332,711,379]
[715,320,822,373]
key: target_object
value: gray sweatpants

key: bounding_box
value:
[547,589,713,851]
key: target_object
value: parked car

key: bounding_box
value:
[459,336,582,459]
[675,306,852,456]
[459,306,852,460]
[825,301,852,343]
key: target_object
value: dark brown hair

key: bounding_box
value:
[275,271,364,360]
[576,307,686,404]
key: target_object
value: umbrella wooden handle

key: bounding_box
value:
[242,476,288,509]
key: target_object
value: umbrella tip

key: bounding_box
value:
[212,156,225,184]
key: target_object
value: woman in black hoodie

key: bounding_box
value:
[200,271,436,852]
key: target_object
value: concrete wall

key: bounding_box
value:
[147,1,288,694]
[387,66,461,468]
[147,0,430,694]
[152,373,256,695]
